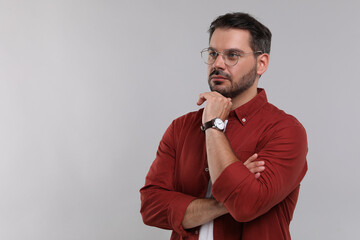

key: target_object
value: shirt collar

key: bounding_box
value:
[230,88,268,125]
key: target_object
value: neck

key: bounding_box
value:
[230,82,259,110]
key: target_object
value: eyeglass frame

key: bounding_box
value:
[200,48,263,67]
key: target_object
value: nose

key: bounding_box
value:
[212,53,226,70]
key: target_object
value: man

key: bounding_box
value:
[140,12,307,240]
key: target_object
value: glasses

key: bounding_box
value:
[200,48,262,66]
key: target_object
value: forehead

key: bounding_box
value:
[209,28,252,51]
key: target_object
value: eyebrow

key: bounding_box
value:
[208,47,246,54]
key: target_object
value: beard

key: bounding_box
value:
[208,64,257,98]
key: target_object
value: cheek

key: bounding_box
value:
[207,66,213,76]
[229,69,238,78]
[231,63,251,78]
[227,69,236,79]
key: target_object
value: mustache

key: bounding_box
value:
[209,69,231,80]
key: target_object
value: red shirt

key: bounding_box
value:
[140,89,308,240]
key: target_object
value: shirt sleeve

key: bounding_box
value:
[140,120,197,237]
[211,123,308,222]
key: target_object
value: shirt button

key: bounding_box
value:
[195,230,199,234]
[205,168,209,172]
[242,118,246,123]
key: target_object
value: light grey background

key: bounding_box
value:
[0,0,359,239]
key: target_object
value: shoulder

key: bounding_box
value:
[262,102,305,130]
[161,109,204,147]
[171,109,203,129]
[256,102,307,149]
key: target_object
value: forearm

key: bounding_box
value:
[182,198,228,229]
[205,128,238,183]
[209,125,308,222]
[140,186,197,231]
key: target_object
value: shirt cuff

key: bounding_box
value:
[168,194,198,236]
[212,161,251,203]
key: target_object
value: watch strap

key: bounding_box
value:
[200,118,224,132]
[201,119,215,132]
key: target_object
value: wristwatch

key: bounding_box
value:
[201,118,225,132]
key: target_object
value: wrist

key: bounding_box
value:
[201,118,225,132]
[215,201,228,214]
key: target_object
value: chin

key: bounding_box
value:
[210,84,229,93]
[211,88,231,98]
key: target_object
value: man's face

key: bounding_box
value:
[208,28,258,98]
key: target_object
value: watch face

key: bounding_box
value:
[214,118,225,130]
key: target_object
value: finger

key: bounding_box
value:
[197,92,232,106]
[254,172,261,179]
[197,96,206,106]
[244,161,265,173]
[244,162,257,170]
[243,153,258,165]
[197,92,211,106]
[248,165,265,174]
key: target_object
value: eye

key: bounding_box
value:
[226,51,240,61]
[208,50,217,58]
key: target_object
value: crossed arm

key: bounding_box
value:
[182,91,307,228]
[182,154,264,229]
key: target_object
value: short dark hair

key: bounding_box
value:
[208,12,272,54]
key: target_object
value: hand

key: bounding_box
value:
[243,153,265,179]
[197,92,232,124]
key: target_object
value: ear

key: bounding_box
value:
[256,53,269,76]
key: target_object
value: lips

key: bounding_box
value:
[209,69,231,84]
[211,75,229,84]
[211,75,228,80]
